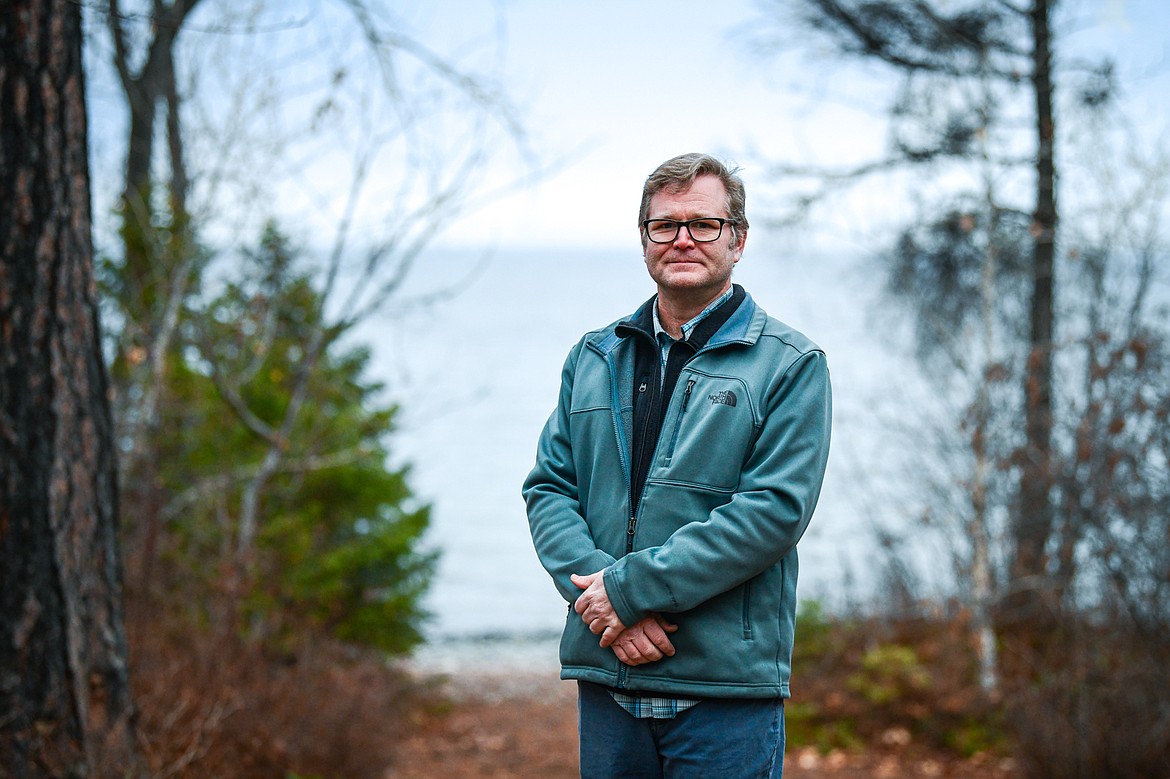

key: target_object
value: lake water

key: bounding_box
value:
[363,245,901,655]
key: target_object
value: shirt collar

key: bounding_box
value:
[652,286,736,343]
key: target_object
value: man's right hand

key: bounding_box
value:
[610,614,679,666]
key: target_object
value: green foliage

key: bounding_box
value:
[784,699,864,754]
[150,222,435,653]
[794,599,834,657]
[785,610,1021,759]
[846,644,933,705]
[944,719,1007,758]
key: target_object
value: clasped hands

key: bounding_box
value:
[571,571,677,666]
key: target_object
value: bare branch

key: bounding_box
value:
[205,363,278,447]
[105,0,133,90]
[161,443,381,524]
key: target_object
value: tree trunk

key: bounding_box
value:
[0,1,139,775]
[108,0,201,319]
[104,0,201,595]
[1011,0,1058,621]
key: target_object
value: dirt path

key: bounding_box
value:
[386,672,1020,779]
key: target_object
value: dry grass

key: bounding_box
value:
[1002,623,1170,779]
[128,605,415,779]
[123,602,1167,779]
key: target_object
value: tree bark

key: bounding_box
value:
[0,1,139,775]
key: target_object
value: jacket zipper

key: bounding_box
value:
[627,380,649,552]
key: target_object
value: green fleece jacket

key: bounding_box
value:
[523,289,831,699]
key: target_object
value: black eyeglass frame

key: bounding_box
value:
[641,217,741,244]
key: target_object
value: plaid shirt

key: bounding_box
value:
[610,689,700,719]
[650,286,735,382]
[607,289,731,720]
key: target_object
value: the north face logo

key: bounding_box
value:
[708,390,737,407]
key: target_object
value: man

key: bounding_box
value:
[523,153,832,778]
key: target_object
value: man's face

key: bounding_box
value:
[642,175,745,301]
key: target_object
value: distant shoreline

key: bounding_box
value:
[401,631,565,702]
[407,630,562,675]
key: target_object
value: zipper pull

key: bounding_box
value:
[681,379,696,411]
[627,515,637,535]
[638,381,647,393]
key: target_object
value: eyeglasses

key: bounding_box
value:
[642,217,739,244]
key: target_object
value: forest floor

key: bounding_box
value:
[130,605,1166,778]
[385,668,1022,779]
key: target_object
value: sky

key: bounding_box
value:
[433,0,815,249]
[397,0,1170,253]
[84,0,1170,258]
[410,0,889,251]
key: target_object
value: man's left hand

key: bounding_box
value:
[571,571,626,647]
[610,614,679,666]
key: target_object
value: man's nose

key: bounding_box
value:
[674,223,696,246]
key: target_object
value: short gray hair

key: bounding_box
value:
[638,153,749,244]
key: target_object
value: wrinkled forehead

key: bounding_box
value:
[647,176,729,214]
[656,173,725,196]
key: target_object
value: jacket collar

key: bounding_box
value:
[610,284,751,349]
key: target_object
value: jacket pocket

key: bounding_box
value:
[664,378,696,460]
[658,374,754,491]
[742,580,754,640]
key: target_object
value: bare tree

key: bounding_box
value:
[1018,0,1057,621]
[751,0,1066,623]
[747,4,1170,712]
[85,0,534,620]
[0,0,139,774]
[1055,112,1170,637]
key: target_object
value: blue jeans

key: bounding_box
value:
[577,682,785,778]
